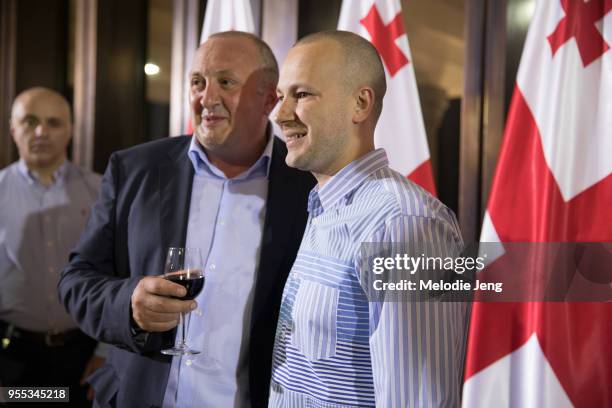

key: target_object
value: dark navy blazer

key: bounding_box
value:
[59,136,314,408]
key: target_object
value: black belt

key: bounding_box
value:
[0,320,87,348]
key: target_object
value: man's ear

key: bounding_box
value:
[263,86,279,116]
[352,87,374,124]
[9,117,16,140]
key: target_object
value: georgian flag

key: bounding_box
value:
[200,0,255,43]
[463,1,612,407]
[338,0,436,195]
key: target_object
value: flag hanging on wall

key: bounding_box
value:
[463,1,612,407]
[200,0,255,43]
[337,0,436,195]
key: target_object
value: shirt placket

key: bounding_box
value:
[197,178,231,344]
[175,177,228,404]
[40,186,59,331]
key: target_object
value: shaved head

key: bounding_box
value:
[294,30,387,120]
[11,87,71,122]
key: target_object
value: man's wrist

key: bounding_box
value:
[129,307,149,346]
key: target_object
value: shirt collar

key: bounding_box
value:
[187,127,274,180]
[17,158,69,186]
[314,148,389,212]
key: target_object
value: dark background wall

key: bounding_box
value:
[93,0,147,172]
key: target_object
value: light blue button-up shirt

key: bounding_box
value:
[163,135,273,408]
[0,160,100,331]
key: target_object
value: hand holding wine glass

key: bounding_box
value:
[130,247,204,353]
[130,276,196,333]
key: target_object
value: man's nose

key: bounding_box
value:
[34,123,48,137]
[274,98,295,125]
[200,83,220,108]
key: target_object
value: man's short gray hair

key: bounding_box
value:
[209,31,279,89]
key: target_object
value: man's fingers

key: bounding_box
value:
[131,276,197,332]
[132,277,195,313]
[143,276,187,298]
[137,309,180,324]
[141,294,196,314]
[132,306,181,332]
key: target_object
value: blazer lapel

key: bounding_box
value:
[159,139,195,258]
[250,138,311,331]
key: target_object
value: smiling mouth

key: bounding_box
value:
[201,115,227,125]
[285,131,306,141]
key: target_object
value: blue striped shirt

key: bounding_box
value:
[269,149,468,407]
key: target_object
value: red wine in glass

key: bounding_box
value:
[165,270,205,300]
[161,247,204,356]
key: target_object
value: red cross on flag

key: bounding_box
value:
[338,0,436,195]
[186,0,256,134]
[463,1,612,407]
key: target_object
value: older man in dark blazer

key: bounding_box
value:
[58,32,313,408]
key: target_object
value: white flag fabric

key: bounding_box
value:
[200,0,255,43]
[338,0,436,195]
[464,0,612,407]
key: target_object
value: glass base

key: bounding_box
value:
[161,345,202,356]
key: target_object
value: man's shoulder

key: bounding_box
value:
[355,169,462,243]
[0,162,19,186]
[362,167,455,222]
[67,162,103,189]
[114,136,190,161]
[109,136,191,173]
[0,163,22,221]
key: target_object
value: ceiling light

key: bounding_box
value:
[144,63,160,76]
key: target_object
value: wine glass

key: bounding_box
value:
[161,247,205,356]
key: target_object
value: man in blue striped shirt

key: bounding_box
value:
[270,31,469,407]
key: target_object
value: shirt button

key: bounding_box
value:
[210,264,216,270]
[48,266,54,273]
[219,220,225,226]
[46,241,53,247]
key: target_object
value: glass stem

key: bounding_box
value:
[179,312,186,347]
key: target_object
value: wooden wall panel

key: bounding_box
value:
[92,0,147,172]
[1,0,68,169]
[459,0,486,243]
[480,1,507,227]
[0,0,17,169]
[14,0,69,94]
[72,0,97,169]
